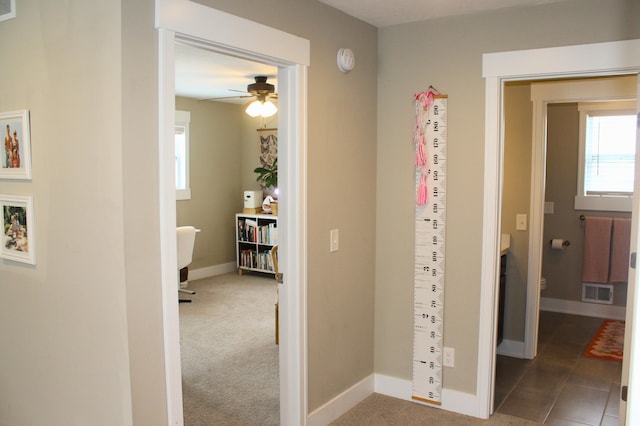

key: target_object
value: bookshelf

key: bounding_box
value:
[236,213,278,275]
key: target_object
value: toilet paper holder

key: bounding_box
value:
[549,239,570,247]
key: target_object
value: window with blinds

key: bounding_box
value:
[575,101,637,212]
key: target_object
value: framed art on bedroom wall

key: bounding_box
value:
[1,109,32,180]
[1,194,36,265]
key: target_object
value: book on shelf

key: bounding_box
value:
[239,248,274,272]
[238,219,278,245]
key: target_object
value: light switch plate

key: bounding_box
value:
[516,214,527,231]
[443,347,455,367]
[544,202,554,214]
[330,229,339,252]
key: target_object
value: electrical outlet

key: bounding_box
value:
[330,229,339,252]
[544,201,554,214]
[443,347,455,367]
[516,214,527,231]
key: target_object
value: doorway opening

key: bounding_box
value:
[174,40,281,423]
[156,2,310,424]
[494,75,637,424]
[478,39,640,423]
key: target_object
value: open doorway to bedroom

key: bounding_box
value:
[174,41,282,424]
[156,3,310,424]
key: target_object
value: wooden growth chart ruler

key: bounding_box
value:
[412,90,448,405]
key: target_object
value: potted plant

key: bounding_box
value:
[254,158,278,214]
[253,158,278,191]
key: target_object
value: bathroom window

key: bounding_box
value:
[175,110,191,200]
[575,101,637,212]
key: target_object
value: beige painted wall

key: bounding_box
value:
[193,0,379,411]
[543,102,631,306]
[501,82,533,342]
[174,97,277,270]
[376,0,640,394]
[2,0,639,424]
[175,97,244,269]
[0,0,135,424]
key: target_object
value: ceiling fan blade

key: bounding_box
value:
[198,94,253,101]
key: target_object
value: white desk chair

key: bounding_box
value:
[177,226,198,303]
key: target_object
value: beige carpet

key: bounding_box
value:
[179,272,279,425]
[179,273,540,425]
[332,393,542,425]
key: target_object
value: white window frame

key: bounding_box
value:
[175,110,191,200]
[575,100,636,212]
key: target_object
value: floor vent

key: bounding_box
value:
[582,283,614,304]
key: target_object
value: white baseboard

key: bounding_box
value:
[307,373,481,425]
[374,374,478,418]
[189,262,237,281]
[497,339,525,358]
[540,297,626,321]
[307,374,374,426]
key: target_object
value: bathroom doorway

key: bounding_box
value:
[494,76,637,423]
[479,39,640,422]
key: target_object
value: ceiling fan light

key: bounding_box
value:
[261,100,277,117]
[245,99,278,118]
[245,100,264,117]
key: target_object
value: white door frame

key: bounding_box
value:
[156,1,310,424]
[478,39,640,420]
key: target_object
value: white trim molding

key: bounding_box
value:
[497,339,526,358]
[307,373,479,425]
[189,262,237,280]
[540,297,626,321]
[307,375,374,426]
[375,374,478,418]
[156,1,310,425]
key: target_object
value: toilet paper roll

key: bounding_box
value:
[551,239,565,250]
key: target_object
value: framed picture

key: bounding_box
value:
[1,194,35,265]
[0,0,16,23]
[1,110,32,180]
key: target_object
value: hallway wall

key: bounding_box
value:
[376,0,640,394]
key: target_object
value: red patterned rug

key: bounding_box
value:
[584,319,624,362]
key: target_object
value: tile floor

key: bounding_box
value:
[494,311,623,425]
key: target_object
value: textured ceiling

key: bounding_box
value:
[175,0,573,100]
[317,0,572,27]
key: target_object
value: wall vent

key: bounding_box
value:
[0,0,16,23]
[582,283,614,304]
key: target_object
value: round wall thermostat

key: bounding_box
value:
[337,48,355,73]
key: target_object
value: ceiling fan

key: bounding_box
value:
[202,75,278,102]
[202,75,278,118]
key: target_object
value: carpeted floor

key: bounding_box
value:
[331,393,542,425]
[179,272,279,425]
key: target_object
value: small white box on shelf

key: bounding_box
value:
[244,190,262,208]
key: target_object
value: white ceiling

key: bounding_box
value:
[175,42,277,104]
[317,0,572,27]
[174,0,572,100]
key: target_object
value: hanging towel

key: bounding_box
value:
[582,216,612,284]
[609,217,631,283]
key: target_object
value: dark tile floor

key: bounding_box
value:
[494,311,623,425]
